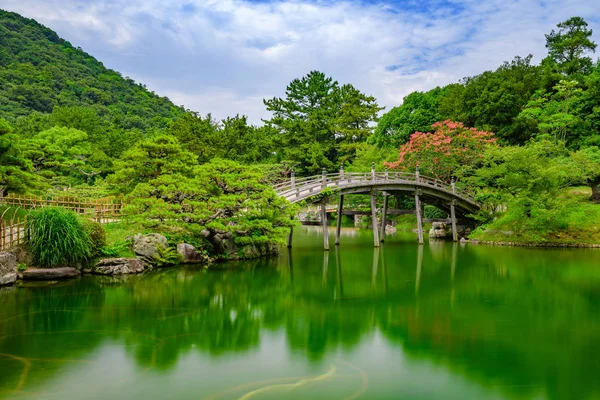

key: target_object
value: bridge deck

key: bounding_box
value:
[274,172,479,213]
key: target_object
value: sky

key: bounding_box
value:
[2,0,600,124]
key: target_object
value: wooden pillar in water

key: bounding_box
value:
[287,225,293,248]
[380,194,389,242]
[450,200,458,242]
[415,190,424,244]
[450,177,458,242]
[335,195,344,245]
[371,192,380,247]
[321,200,329,251]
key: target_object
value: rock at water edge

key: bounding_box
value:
[0,252,17,286]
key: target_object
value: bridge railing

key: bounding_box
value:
[274,172,477,204]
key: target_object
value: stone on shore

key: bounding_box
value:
[0,252,17,286]
[132,233,169,266]
[177,243,209,264]
[21,267,80,280]
[94,258,144,275]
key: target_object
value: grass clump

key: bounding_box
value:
[26,207,93,268]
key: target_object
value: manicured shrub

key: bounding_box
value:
[26,207,93,268]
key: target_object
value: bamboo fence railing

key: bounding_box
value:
[0,195,126,251]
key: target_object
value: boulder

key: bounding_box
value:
[177,243,208,264]
[460,237,469,244]
[0,252,17,286]
[7,246,32,266]
[385,224,397,234]
[21,267,80,280]
[132,233,169,266]
[429,222,451,239]
[94,258,144,275]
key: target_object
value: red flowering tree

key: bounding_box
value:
[386,120,496,181]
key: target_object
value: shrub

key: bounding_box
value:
[424,205,447,219]
[81,219,106,256]
[26,207,93,268]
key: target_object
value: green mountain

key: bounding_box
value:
[0,9,185,133]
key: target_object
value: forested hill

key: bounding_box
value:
[0,9,185,133]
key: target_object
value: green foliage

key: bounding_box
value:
[345,143,397,172]
[26,207,93,268]
[17,263,26,271]
[109,134,197,193]
[100,241,130,258]
[264,71,382,174]
[372,88,444,148]
[0,117,37,195]
[544,16,597,76]
[424,205,447,219]
[153,245,183,268]
[468,139,578,232]
[122,157,297,256]
[571,146,600,201]
[518,80,584,144]
[80,219,106,257]
[0,10,184,128]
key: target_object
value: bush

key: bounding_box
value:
[424,205,447,219]
[81,219,106,256]
[26,207,93,268]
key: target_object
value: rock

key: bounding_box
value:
[429,222,451,239]
[132,233,169,266]
[7,246,32,266]
[460,237,469,244]
[21,267,80,280]
[177,243,208,264]
[94,258,144,275]
[385,224,397,234]
[0,252,17,286]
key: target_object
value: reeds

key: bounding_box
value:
[26,207,93,268]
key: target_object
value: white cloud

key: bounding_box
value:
[2,0,600,123]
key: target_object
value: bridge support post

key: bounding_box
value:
[287,215,294,248]
[371,192,380,247]
[335,195,344,245]
[380,194,389,242]
[321,200,329,251]
[415,191,424,244]
[450,200,458,242]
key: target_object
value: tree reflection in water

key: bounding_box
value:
[1,232,600,399]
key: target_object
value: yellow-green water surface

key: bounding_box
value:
[1,226,600,399]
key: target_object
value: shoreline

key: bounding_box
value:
[469,239,600,248]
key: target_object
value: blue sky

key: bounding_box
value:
[3,0,600,123]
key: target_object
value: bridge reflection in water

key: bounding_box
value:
[275,165,480,249]
[287,234,459,305]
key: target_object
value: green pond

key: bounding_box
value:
[1,226,600,400]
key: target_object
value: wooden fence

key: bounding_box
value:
[0,195,126,251]
[0,213,26,251]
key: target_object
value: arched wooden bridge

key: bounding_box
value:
[274,169,480,249]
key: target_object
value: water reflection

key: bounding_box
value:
[1,228,600,399]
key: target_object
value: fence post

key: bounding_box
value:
[371,162,375,183]
[322,168,327,189]
[291,170,296,190]
[415,164,420,182]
